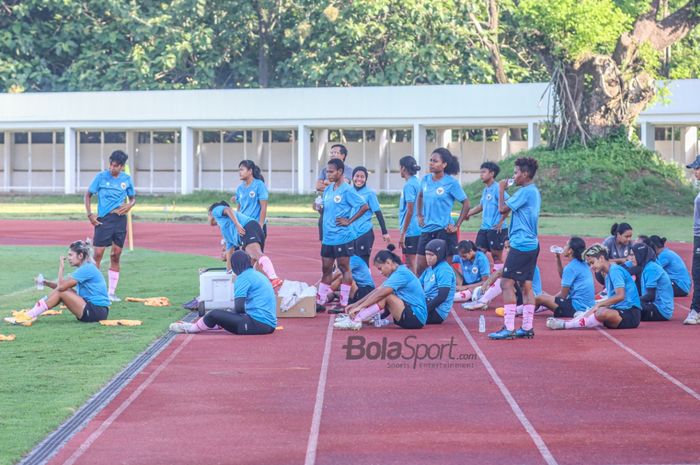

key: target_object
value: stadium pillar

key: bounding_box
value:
[377,129,389,190]
[527,122,540,149]
[682,126,698,164]
[297,124,310,194]
[315,129,328,181]
[498,128,510,159]
[640,122,655,151]
[3,131,11,192]
[413,123,427,169]
[437,128,451,147]
[125,131,137,182]
[64,127,77,194]
[180,126,194,194]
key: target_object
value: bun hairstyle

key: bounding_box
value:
[431,147,460,175]
[648,235,667,251]
[69,239,95,264]
[568,236,586,261]
[457,240,476,253]
[610,222,633,236]
[399,156,421,175]
[239,160,265,182]
[208,200,230,213]
[374,243,402,265]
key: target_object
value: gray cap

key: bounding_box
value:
[687,155,700,169]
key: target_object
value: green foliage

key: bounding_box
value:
[464,136,696,216]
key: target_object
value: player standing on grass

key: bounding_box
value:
[489,157,541,340]
[684,155,700,325]
[84,150,135,302]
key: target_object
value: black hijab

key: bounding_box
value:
[425,239,447,265]
[628,242,656,275]
[231,250,252,275]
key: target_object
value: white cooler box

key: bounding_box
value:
[198,268,235,315]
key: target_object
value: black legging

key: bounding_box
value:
[640,302,670,321]
[203,310,275,335]
[426,309,445,325]
[693,236,700,310]
[672,281,689,298]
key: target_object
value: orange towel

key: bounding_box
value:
[125,297,171,307]
[99,319,143,327]
[0,334,16,341]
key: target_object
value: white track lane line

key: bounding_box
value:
[304,316,334,465]
[452,310,559,465]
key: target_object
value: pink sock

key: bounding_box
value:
[564,314,601,329]
[453,290,472,302]
[521,304,535,331]
[339,284,351,306]
[504,304,516,331]
[26,299,48,319]
[194,318,212,332]
[257,256,278,280]
[353,304,381,322]
[108,269,119,295]
[481,279,502,303]
[317,282,331,304]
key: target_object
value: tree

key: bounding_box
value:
[513,0,700,148]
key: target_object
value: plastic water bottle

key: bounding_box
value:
[506,178,515,187]
[550,245,564,254]
[373,314,390,327]
[478,315,486,333]
[314,194,323,209]
[36,274,44,290]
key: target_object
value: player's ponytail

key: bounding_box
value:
[239,160,265,183]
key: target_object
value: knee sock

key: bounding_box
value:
[521,304,535,331]
[317,282,331,305]
[108,269,119,295]
[26,299,48,319]
[339,284,351,306]
[257,256,278,280]
[454,289,472,302]
[564,314,601,329]
[353,304,381,323]
[504,304,516,331]
[481,279,502,304]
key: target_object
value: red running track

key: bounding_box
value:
[3,220,700,465]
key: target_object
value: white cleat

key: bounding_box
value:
[683,309,700,325]
[334,317,362,331]
[169,321,195,333]
[108,294,122,303]
[546,317,566,330]
[334,313,350,322]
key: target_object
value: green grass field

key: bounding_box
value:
[0,246,220,465]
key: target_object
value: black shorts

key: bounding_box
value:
[354,229,375,258]
[93,213,127,248]
[79,301,109,322]
[672,282,689,298]
[553,297,576,318]
[241,221,265,251]
[426,308,445,325]
[417,230,458,256]
[402,235,420,255]
[320,241,355,259]
[393,301,424,329]
[502,246,539,282]
[475,228,508,252]
[640,302,670,321]
[607,307,641,329]
[349,285,375,304]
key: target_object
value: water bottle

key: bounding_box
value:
[550,245,564,254]
[506,178,515,187]
[36,274,44,290]
[314,194,323,209]
[478,315,486,333]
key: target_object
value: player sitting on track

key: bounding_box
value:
[643,235,691,298]
[419,239,456,324]
[350,166,392,265]
[208,201,282,290]
[84,149,136,302]
[326,255,377,305]
[452,240,490,303]
[398,156,422,275]
[629,243,675,322]
[233,160,269,238]
[415,147,470,276]
[334,245,427,331]
[170,250,276,335]
[534,237,595,318]
[547,244,641,330]
[603,223,634,264]
[5,240,110,325]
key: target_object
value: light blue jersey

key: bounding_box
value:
[321,182,366,246]
[420,261,456,320]
[88,171,135,218]
[605,264,641,310]
[383,265,428,324]
[561,259,596,310]
[399,176,421,238]
[236,179,268,223]
[505,183,540,252]
[234,268,277,328]
[350,255,375,289]
[72,263,110,307]
[419,174,467,233]
[452,251,490,284]
[656,249,691,294]
[352,185,382,237]
[212,206,255,250]
[480,182,509,230]
[641,261,674,319]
